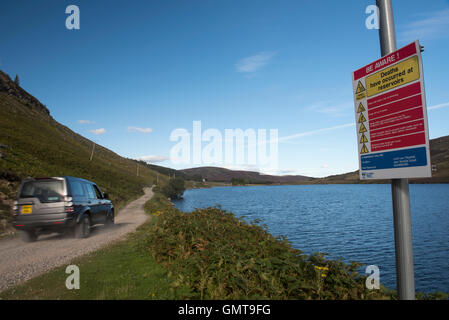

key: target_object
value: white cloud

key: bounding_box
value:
[128,126,153,134]
[235,51,276,73]
[306,100,353,117]
[276,123,355,144]
[137,155,169,163]
[223,164,261,172]
[78,120,95,124]
[90,128,106,135]
[271,100,448,145]
[428,101,449,110]
[321,164,329,169]
[398,9,449,42]
[219,165,298,176]
[261,168,299,176]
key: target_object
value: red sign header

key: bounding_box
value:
[353,42,418,81]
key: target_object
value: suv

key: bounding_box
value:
[12,176,114,242]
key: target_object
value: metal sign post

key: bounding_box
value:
[377,0,416,300]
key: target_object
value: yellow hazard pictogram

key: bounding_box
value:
[356,81,366,94]
[358,113,367,123]
[360,133,368,144]
[361,144,369,154]
[357,102,366,113]
[359,123,367,133]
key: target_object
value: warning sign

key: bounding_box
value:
[366,56,420,97]
[352,40,431,180]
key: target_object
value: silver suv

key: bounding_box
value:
[12,176,114,242]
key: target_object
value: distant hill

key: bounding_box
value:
[308,135,449,184]
[180,166,313,184]
[180,134,449,185]
[0,70,169,233]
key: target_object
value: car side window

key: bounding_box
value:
[70,181,86,198]
[84,183,96,199]
[93,185,103,199]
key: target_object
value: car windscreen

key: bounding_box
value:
[19,179,64,203]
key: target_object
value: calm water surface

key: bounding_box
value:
[173,184,449,293]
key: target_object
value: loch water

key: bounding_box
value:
[173,184,449,293]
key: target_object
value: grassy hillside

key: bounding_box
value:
[0,70,169,234]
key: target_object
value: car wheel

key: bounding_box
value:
[105,211,114,227]
[21,230,38,242]
[74,215,90,238]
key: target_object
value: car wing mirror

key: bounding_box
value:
[103,192,109,199]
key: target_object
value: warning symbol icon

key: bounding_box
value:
[359,123,367,133]
[355,81,367,100]
[356,81,366,94]
[360,133,368,144]
[361,144,369,154]
[357,103,366,113]
[358,113,367,123]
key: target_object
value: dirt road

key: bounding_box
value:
[0,187,153,292]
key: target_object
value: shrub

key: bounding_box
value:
[161,177,185,200]
[143,204,394,300]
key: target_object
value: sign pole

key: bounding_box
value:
[376,0,416,300]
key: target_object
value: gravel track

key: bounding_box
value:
[0,187,153,293]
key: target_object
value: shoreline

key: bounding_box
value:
[186,181,449,191]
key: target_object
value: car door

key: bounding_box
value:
[69,179,88,212]
[92,184,108,222]
[84,182,102,224]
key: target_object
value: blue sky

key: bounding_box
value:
[1,0,449,177]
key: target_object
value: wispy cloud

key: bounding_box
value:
[306,100,353,118]
[218,165,300,176]
[398,9,449,42]
[235,51,276,73]
[128,126,153,134]
[78,120,95,125]
[428,102,449,110]
[277,123,355,144]
[90,128,106,135]
[266,168,300,176]
[273,100,449,144]
[137,155,169,163]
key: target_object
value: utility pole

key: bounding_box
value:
[89,141,96,161]
[376,0,415,300]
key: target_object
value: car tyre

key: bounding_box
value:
[105,211,114,227]
[21,230,37,242]
[74,215,90,238]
